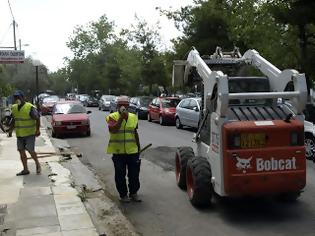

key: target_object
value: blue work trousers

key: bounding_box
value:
[112,153,141,198]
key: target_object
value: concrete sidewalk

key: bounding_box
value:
[0,128,98,236]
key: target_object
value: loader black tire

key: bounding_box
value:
[175,147,194,189]
[175,117,182,129]
[186,156,213,208]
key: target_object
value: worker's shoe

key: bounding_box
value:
[16,170,30,176]
[119,196,130,203]
[130,194,142,202]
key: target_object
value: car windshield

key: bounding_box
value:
[161,99,180,108]
[140,97,153,106]
[88,97,97,101]
[43,96,59,103]
[79,95,89,101]
[54,103,86,114]
[39,93,50,99]
[103,95,114,101]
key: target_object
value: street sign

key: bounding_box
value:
[0,50,25,64]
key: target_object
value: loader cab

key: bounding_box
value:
[198,76,272,145]
[228,76,272,106]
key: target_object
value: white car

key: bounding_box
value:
[175,97,201,129]
[280,100,315,161]
[304,120,315,160]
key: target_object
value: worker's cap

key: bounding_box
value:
[117,96,129,106]
[13,90,24,98]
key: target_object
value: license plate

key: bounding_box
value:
[67,125,76,129]
[241,133,265,148]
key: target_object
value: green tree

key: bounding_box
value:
[1,58,49,100]
[48,68,71,96]
[125,17,167,94]
[270,0,315,88]
[66,15,117,94]
[160,0,233,58]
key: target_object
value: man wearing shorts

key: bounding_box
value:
[9,90,41,176]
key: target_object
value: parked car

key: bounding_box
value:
[129,96,154,119]
[280,100,315,161]
[304,120,315,161]
[147,97,181,125]
[85,96,99,107]
[304,103,315,124]
[76,94,90,105]
[51,101,91,138]
[109,96,118,113]
[33,93,50,107]
[40,95,60,115]
[99,95,115,111]
[66,93,76,100]
[175,97,201,129]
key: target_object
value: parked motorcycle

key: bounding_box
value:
[0,107,13,137]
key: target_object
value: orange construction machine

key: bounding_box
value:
[173,47,308,207]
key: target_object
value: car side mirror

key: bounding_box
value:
[87,110,92,114]
[193,107,199,112]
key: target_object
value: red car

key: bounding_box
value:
[41,95,60,115]
[147,97,181,125]
[51,101,91,138]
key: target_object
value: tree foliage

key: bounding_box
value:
[0,58,49,100]
[62,15,168,96]
[270,0,315,87]
[162,0,315,89]
[2,1,314,99]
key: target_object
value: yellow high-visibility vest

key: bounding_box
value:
[106,112,138,154]
[12,102,37,137]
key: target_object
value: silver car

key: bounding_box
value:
[175,97,201,129]
[99,95,115,111]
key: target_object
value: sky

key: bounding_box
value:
[0,0,193,72]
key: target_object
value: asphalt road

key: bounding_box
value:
[58,107,315,236]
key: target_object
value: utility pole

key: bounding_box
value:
[13,19,17,50]
[8,0,17,50]
[35,66,39,108]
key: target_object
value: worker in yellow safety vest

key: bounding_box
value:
[106,96,141,202]
[9,90,41,176]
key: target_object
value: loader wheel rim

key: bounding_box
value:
[187,165,194,199]
[175,153,181,183]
